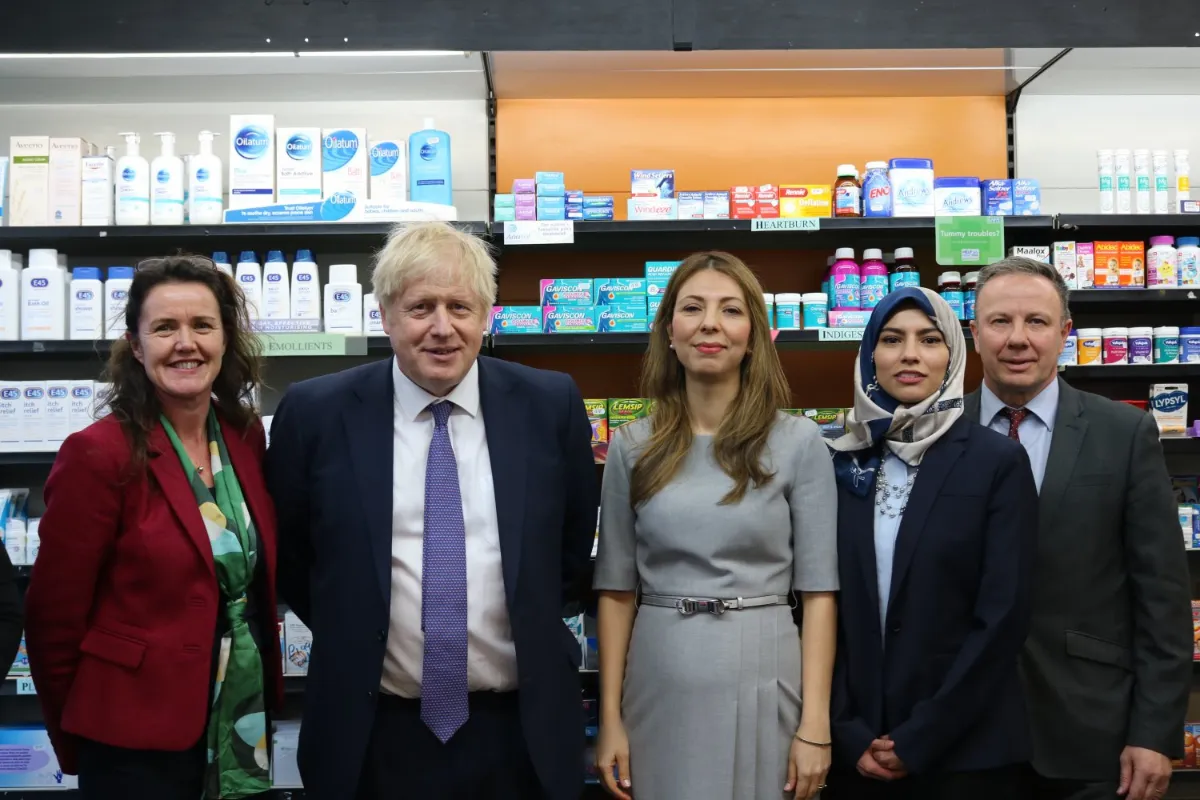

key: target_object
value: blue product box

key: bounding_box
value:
[981,179,1013,216]
[489,306,542,334]
[583,195,615,208]
[493,193,515,208]
[543,305,598,333]
[678,190,705,219]
[1013,178,1041,215]
[645,260,681,295]
[537,182,567,197]
[582,207,614,220]
[540,278,593,306]
[567,207,585,220]
[537,208,566,221]
[565,190,584,202]
[631,169,675,199]
[598,303,649,333]
[535,171,565,184]
[493,206,515,222]
[595,277,648,305]
[536,195,567,210]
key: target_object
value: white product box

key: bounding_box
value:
[1053,241,1078,289]
[271,721,303,788]
[81,154,115,226]
[8,137,49,226]
[228,115,275,209]
[627,197,678,220]
[322,128,368,200]
[68,380,94,434]
[1008,245,1051,264]
[283,611,312,675]
[20,382,46,451]
[5,523,23,567]
[276,127,322,203]
[0,382,21,452]
[0,727,78,789]
[1151,384,1188,437]
[677,191,704,220]
[43,381,69,450]
[48,137,84,226]
[368,139,407,202]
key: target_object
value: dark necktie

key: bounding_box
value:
[999,407,1030,442]
[420,400,469,743]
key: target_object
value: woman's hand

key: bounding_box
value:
[596,718,633,799]
[785,736,831,799]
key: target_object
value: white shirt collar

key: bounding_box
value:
[980,377,1059,431]
[391,357,481,422]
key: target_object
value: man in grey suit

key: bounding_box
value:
[966,256,1191,800]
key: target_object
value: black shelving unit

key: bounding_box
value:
[1059,214,1200,232]
[1071,288,1200,305]
[1063,364,1200,380]
[0,338,396,359]
[0,454,56,466]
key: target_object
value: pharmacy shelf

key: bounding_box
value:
[497,216,1054,252]
[1163,439,1200,455]
[1071,288,1200,304]
[0,793,308,799]
[1063,364,1200,380]
[1059,214,1200,232]
[0,222,488,258]
[0,337,394,359]
[0,453,56,466]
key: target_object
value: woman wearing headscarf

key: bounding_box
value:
[823,287,1038,800]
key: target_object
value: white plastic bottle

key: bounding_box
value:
[69,267,104,340]
[262,250,291,319]
[1153,150,1171,214]
[1114,149,1132,214]
[363,292,384,335]
[1176,149,1192,207]
[1097,149,1114,214]
[189,130,224,225]
[104,266,134,339]
[150,132,185,225]
[324,263,362,334]
[290,248,320,320]
[235,251,262,320]
[115,132,150,226]
[0,251,19,341]
[21,251,66,340]
[212,251,233,278]
[1134,149,1151,214]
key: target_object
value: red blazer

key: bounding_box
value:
[24,412,284,775]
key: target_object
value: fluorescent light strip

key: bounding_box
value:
[0,52,295,59]
[297,50,467,57]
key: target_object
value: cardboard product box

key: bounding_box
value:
[1119,241,1146,287]
[1150,383,1188,437]
[585,399,608,463]
[1093,242,1122,288]
[607,398,652,439]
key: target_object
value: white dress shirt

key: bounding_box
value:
[980,379,1058,493]
[381,358,518,698]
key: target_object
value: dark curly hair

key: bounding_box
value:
[101,254,263,465]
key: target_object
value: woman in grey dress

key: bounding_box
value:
[593,251,839,800]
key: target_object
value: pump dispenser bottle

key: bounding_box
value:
[189,130,224,225]
[150,132,185,225]
[115,132,150,225]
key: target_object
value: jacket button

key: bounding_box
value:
[366,690,374,698]
[377,630,386,643]
[890,623,901,633]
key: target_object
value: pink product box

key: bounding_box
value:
[515,194,537,208]
[512,178,536,194]
[515,207,536,221]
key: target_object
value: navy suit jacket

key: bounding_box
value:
[831,417,1038,776]
[265,356,598,800]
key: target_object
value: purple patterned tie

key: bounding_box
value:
[420,400,469,742]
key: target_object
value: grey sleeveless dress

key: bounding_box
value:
[594,413,839,800]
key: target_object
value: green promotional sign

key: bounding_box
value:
[257,334,366,357]
[935,216,1005,266]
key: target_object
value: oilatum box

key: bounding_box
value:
[585,399,609,462]
[595,278,647,305]
[539,279,593,306]
[543,306,597,333]
[598,304,648,333]
[488,306,541,334]
[608,398,652,438]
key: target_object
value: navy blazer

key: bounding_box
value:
[831,416,1038,776]
[265,356,598,800]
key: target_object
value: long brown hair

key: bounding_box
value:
[103,255,263,465]
[630,251,790,507]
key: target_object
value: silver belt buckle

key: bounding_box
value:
[675,597,725,616]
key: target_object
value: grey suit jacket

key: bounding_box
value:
[965,378,1191,781]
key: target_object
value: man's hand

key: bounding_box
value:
[1118,746,1171,800]
[869,737,908,777]
[856,742,904,782]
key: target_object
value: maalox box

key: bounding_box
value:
[488,306,541,334]
[595,278,647,305]
[539,279,593,306]
[598,304,648,333]
[543,306,597,333]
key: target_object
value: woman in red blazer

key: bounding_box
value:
[25,254,283,800]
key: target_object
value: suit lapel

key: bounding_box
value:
[843,487,881,630]
[223,421,275,579]
[147,425,214,576]
[343,359,395,604]
[478,357,525,608]
[964,389,982,424]
[887,419,968,613]
[1038,379,1086,530]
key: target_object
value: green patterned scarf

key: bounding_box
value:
[161,410,270,799]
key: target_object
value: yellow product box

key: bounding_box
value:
[1119,241,1146,287]
[584,399,609,463]
[1093,242,1121,288]
[803,408,848,439]
[608,398,653,439]
[780,185,832,218]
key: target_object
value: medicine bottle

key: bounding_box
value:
[890,247,920,290]
[938,272,964,320]
[834,165,861,218]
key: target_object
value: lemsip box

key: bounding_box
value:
[229,114,275,209]
[322,128,368,200]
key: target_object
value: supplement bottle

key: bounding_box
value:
[859,249,889,309]
[1128,326,1153,365]
[891,247,920,290]
[1153,150,1171,214]
[938,272,964,320]
[763,293,775,328]
[1147,236,1178,288]
[1102,326,1129,365]
[1176,150,1191,205]
[1177,237,1200,287]
[833,165,861,218]
[862,162,891,217]
[1077,328,1102,365]
[830,248,861,310]
[801,293,828,329]
[1097,149,1114,214]
[1114,149,1132,214]
[1182,327,1200,364]
[1134,149,1151,214]
[1058,329,1078,367]
[963,271,980,321]
[774,293,802,330]
[1154,326,1181,363]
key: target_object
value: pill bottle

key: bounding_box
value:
[1154,326,1181,363]
[938,271,963,320]
[1147,236,1178,287]
[890,247,920,290]
[801,292,828,329]
[1152,326,1180,362]
[1128,326,1153,365]
[1077,328,1103,365]
[1058,329,1078,367]
[1097,149,1114,214]
[1177,237,1200,287]
[1181,327,1200,364]
[963,271,979,321]
[763,293,775,328]
[1102,326,1129,364]
[834,165,861,218]
[774,293,802,330]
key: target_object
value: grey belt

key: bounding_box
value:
[639,593,791,616]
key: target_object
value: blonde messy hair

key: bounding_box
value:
[371,221,497,310]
